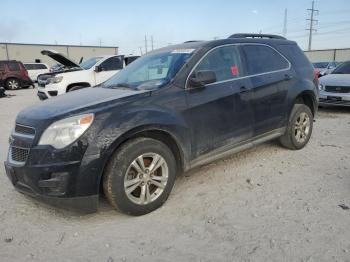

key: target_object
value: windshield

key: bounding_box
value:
[101,49,195,90]
[332,62,350,74]
[313,62,328,69]
[80,57,103,69]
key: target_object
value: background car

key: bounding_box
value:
[319,61,350,106]
[313,61,339,77]
[37,50,139,99]
[0,60,33,90]
[23,63,49,82]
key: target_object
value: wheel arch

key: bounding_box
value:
[97,126,187,194]
[66,82,91,92]
[293,90,317,116]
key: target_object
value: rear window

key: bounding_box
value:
[8,62,20,71]
[242,45,289,75]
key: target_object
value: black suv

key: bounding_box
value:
[4,34,319,215]
[0,60,33,89]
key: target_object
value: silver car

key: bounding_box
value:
[319,61,350,107]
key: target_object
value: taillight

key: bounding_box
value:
[313,69,319,86]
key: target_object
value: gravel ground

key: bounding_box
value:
[1,88,350,262]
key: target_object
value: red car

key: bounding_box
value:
[0,60,33,90]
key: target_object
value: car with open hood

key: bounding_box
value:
[37,50,139,100]
[5,34,318,215]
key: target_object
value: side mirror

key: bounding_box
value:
[189,70,216,88]
[94,65,102,72]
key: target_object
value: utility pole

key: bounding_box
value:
[151,36,154,51]
[139,46,143,56]
[283,8,288,37]
[306,0,318,51]
[144,35,148,54]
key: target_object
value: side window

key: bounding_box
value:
[100,56,123,71]
[8,62,20,71]
[242,45,289,75]
[194,45,243,82]
[24,64,34,70]
[36,64,47,69]
[0,62,5,71]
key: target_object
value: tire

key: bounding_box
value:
[68,86,86,92]
[5,78,20,90]
[103,137,177,216]
[279,104,313,150]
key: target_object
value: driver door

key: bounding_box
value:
[185,45,254,158]
[94,56,124,85]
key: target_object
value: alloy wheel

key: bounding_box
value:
[124,153,169,205]
[8,79,19,90]
[294,112,311,144]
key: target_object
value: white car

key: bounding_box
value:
[319,61,350,107]
[313,61,339,77]
[37,50,139,100]
[23,63,49,82]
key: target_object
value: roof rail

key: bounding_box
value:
[183,40,202,43]
[228,33,286,40]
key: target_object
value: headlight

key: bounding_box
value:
[38,114,94,149]
[318,84,324,91]
[49,75,63,84]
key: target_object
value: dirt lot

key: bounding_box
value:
[0,88,350,262]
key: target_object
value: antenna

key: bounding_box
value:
[306,0,319,51]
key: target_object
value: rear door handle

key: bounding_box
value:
[284,74,292,81]
[239,86,249,93]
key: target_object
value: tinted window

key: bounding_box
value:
[100,56,123,71]
[0,62,5,71]
[8,62,20,71]
[24,64,35,70]
[313,62,328,69]
[243,45,289,75]
[332,62,350,74]
[194,45,243,82]
[35,64,48,69]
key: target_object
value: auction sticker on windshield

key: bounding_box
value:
[171,49,195,54]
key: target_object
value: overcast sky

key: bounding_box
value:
[1,0,350,55]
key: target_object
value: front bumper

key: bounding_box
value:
[319,90,350,107]
[37,83,63,99]
[4,131,104,213]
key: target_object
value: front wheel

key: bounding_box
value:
[103,137,177,216]
[280,104,313,150]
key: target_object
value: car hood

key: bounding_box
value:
[41,49,82,69]
[16,87,149,127]
[320,74,350,86]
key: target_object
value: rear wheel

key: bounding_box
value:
[5,78,20,90]
[103,137,177,216]
[280,104,313,150]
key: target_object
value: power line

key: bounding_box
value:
[306,0,319,50]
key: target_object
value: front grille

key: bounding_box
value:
[325,86,350,93]
[15,124,35,136]
[11,147,30,162]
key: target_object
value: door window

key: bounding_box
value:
[242,45,289,75]
[194,45,243,82]
[0,62,5,71]
[100,56,123,71]
[35,64,48,69]
[8,62,20,71]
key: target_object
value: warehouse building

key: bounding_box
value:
[0,43,118,66]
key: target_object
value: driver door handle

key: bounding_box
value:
[239,86,249,93]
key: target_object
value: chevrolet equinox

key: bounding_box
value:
[5,34,319,215]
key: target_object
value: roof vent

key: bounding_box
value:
[228,34,286,40]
